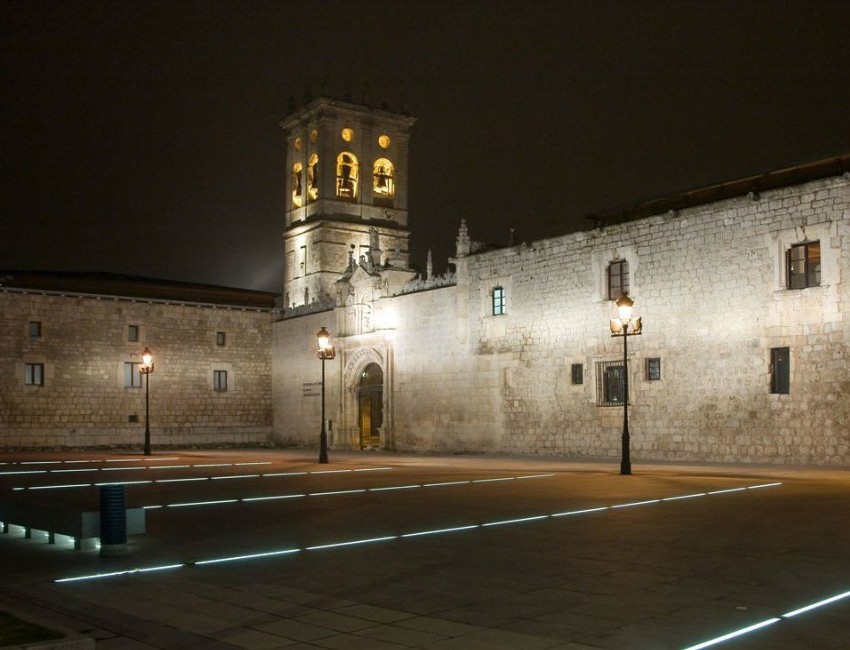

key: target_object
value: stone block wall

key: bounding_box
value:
[1,291,273,449]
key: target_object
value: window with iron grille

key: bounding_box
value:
[214,370,228,392]
[646,358,661,381]
[786,242,820,289]
[770,347,790,394]
[596,360,626,406]
[607,260,629,300]
[571,363,583,385]
[25,363,44,386]
[124,362,142,388]
[492,286,506,316]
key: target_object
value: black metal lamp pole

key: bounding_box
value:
[611,295,641,476]
[620,321,631,475]
[139,347,154,456]
[316,327,336,464]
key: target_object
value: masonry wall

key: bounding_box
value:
[273,174,849,465]
[460,174,849,465]
[1,291,274,449]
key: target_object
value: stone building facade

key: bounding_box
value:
[2,97,848,466]
[1,273,275,449]
[274,99,850,465]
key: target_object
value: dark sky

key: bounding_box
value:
[3,1,849,292]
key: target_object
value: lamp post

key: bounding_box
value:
[139,347,155,456]
[610,295,642,475]
[316,327,336,464]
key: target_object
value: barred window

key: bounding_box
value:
[596,360,626,406]
[646,358,661,381]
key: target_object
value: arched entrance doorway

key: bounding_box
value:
[358,363,383,449]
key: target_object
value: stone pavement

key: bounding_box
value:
[0,449,848,649]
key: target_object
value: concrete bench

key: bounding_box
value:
[0,500,145,550]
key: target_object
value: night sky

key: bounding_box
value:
[3,1,849,292]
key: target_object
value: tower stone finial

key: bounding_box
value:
[426,249,433,280]
[456,219,471,257]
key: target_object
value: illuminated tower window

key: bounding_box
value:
[307,154,319,201]
[336,152,359,199]
[372,158,395,200]
[292,163,304,207]
[341,127,354,142]
[378,134,391,149]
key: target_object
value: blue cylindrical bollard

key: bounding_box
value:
[100,484,128,556]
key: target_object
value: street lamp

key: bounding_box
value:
[316,327,336,464]
[609,295,642,475]
[139,347,155,456]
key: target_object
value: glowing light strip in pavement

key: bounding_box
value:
[53,481,780,584]
[11,466,395,492]
[0,461,270,476]
[141,474,555,510]
[682,589,850,649]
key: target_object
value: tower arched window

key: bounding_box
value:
[336,152,359,199]
[307,154,319,202]
[372,158,395,201]
[292,162,304,207]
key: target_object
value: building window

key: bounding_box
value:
[29,321,42,338]
[571,363,583,385]
[596,360,626,406]
[124,362,142,388]
[373,158,395,202]
[216,331,226,347]
[335,152,359,199]
[128,325,139,342]
[787,242,820,289]
[646,358,661,381]
[770,347,790,394]
[292,162,304,207]
[492,286,506,316]
[607,260,629,300]
[307,153,319,201]
[214,370,228,392]
[25,363,44,386]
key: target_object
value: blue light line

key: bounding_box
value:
[52,482,783,585]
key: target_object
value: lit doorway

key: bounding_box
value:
[358,363,383,449]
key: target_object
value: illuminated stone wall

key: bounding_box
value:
[0,291,273,449]
[274,172,849,465]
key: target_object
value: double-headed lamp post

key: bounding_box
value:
[139,347,155,456]
[609,295,642,475]
[316,327,336,464]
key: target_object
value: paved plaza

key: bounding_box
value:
[0,449,848,649]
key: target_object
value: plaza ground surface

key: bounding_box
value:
[0,449,847,650]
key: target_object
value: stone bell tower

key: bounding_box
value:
[280,97,417,310]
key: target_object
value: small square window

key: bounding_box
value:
[128,325,139,342]
[646,358,661,381]
[214,369,228,392]
[770,347,790,394]
[29,321,42,338]
[25,363,44,386]
[571,363,583,385]
[128,414,139,423]
[216,331,227,346]
[492,287,506,316]
[124,362,142,388]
